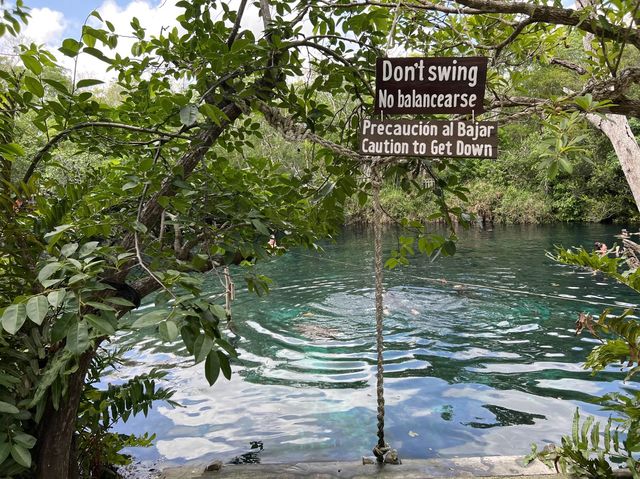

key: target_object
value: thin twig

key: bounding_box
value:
[134,143,176,300]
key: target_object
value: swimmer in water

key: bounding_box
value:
[594,242,608,256]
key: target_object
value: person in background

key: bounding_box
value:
[594,242,608,256]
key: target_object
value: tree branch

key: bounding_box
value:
[285,40,375,97]
[320,0,482,14]
[550,58,588,75]
[493,17,534,61]
[453,0,640,50]
[227,0,249,49]
[322,0,640,50]
[23,122,191,183]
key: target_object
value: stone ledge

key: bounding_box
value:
[161,456,567,479]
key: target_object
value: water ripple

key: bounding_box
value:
[110,224,637,466]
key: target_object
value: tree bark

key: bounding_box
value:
[36,349,94,479]
[585,113,640,211]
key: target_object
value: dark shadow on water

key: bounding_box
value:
[463,405,546,429]
[229,441,264,464]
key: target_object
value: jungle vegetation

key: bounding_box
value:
[0,0,639,478]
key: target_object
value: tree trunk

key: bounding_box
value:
[36,349,94,479]
[585,113,640,212]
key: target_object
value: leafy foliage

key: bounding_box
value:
[0,0,639,476]
[77,348,177,477]
[533,245,640,477]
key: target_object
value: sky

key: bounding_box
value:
[9,0,261,78]
[21,1,175,44]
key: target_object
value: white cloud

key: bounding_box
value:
[23,7,67,46]
[97,0,182,48]
[66,0,183,79]
[17,0,289,82]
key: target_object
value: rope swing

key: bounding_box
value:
[371,164,396,463]
[255,101,399,464]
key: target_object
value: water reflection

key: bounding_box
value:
[110,224,640,467]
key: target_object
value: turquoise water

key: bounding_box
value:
[111,224,640,468]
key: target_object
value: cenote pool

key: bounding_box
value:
[110,223,640,469]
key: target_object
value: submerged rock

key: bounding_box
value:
[205,460,223,472]
[384,449,401,465]
[294,324,339,339]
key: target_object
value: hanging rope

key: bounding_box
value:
[371,163,394,463]
[251,100,404,463]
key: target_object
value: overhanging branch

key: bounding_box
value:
[23,122,191,184]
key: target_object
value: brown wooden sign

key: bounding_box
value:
[375,57,488,115]
[360,119,498,158]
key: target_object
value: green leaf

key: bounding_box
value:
[43,78,70,95]
[572,408,580,444]
[44,224,73,244]
[133,221,147,233]
[210,304,227,320]
[204,350,220,385]
[179,104,198,126]
[193,334,213,363]
[51,313,75,343]
[78,241,99,258]
[139,156,153,171]
[1,304,27,334]
[84,301,115,312]
[559,157,573,174]
[0,441,10,464]
[251,219,270,236]
[26,296,48,325]
[0,142,24,159]
[24,76,44,97]
[0,401,19,414]
[200,103,228,126]
[59,38,82,57]
[85,313,115,335]
[41,278,64,288]
[442,240,456,256]
[590,420,600,450]
[38,262,62,283]
[66,320,90,354]
[581,414,594,448]
[105,297,135,307]
[47,290,66,308]
[218,351,232,380]
[82,46,112,64]
[216,337,238,358]
[13,433,36,449]
[68,273,90,287]
[131,311,165,329]
[10,444,31,468]
[20,54,42,75]
[60,242,79,257]
[76,78,104,89]
[159,320,179,342]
